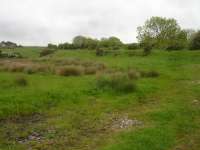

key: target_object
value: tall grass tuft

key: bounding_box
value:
[56,66,84,76]
[96,72,136,93]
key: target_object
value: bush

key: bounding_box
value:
[14,76,28,86]
[23,66,36,74]
[128,70,141,80]
[126,43,139,50]
[56,66,83,76]
[143,43,153,56]
[7,63,25,72]
[48,43,57,49]
[40,49,55,57]
[166,44,184,51]
[96,48,104,56]
[96,72,136,93]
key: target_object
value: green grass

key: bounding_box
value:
[0,49,200,150]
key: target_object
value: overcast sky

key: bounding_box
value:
[0,0,199,46]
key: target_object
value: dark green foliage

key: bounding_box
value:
[189,31,200,50]
[143,42,154,56]
[48,43,57,49]
[96,48,105,56]
[126,43,139,50]
[72,36,87,49]
[99,37,123,50]
[58,42,75,49]
[166,44,185,51]
[86,38,99,49]
[166,30,187,50]
[57,35,123,50]
[73,36,99,49]
[137,16,187,50]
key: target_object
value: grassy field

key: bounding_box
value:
[0,48,200,150]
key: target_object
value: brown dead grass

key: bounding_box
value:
[0,59,106,77]
[56,66,84,76]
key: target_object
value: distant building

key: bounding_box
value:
[0,41,18,48]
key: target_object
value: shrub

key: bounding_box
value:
[126,43,139,50]
[14,76,28,86]
[40,49,55,57]
[48,43,57,49]
[143,43,153,56]
[7,63,25,72]
[96,72,136,93]
[128,70,140,80]
[96,48,104,56]
[56,66,83,76]
[141,70,159,78]
[23,66,36,74]
[166,44,184,51]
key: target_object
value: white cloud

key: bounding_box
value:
[0,0,199,46]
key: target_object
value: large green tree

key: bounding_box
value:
[137,16,187,50]
[72,36,99,49]
[99,37,123,50]
[189,31,200,50]
[72,36,88,49]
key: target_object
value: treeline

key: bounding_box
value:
[48,16,200,51]
[48,36,134,50]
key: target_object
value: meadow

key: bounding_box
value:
[0,47,200,150]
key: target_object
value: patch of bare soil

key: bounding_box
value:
[1,113,144,150]
[0,113,45,143]
[110,116,143,131]
[17,131,44,144]
[1,113,43,124]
